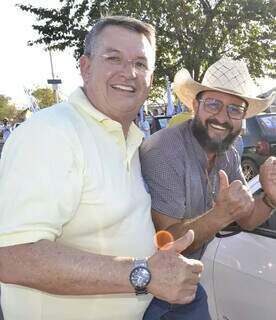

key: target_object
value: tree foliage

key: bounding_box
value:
[31,87,57,108]
[18,0,276,101]
[0,95,18,120]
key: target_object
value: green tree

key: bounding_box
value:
[18,0,276,101]
[31,87,57,108]
[0,95,18,120]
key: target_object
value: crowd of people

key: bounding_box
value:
[0,15,275,320]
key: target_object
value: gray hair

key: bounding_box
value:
[84,16,156,57]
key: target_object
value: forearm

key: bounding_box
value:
[167,208,232,255]
[0,239,134,295]
[237,194,273,230]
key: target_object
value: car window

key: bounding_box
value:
[158,118,169,128]
[151,116,171,133]
[243,117,260,145]
[257,115,276,136]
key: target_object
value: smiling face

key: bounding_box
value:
[80,25,155,127]
[192,90,245,154]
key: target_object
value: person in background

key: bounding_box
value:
[137,111,151,138]
[150,108,160,133]
[0,16,203,320]
[146,110,154,127]
[167,109,194,128]
[0,118,11,143]
[141,57,276,320]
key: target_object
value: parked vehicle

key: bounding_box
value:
[201,175,276,320]
[150,115,171,134]
[242,113,276,181]
[0,142,3,158]
[12,122,21,130]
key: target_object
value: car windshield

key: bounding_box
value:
[258,115,276,136]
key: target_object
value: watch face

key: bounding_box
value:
[130,266,151,288]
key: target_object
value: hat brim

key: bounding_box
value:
[173,69,275,119]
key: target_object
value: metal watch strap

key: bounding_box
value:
[131,258,150,295]
[134,258,148,268]
[135,258,148,295]
[135,288,148,295]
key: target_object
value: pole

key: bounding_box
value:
[49,49,59,103]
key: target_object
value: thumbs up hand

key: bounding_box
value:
[148,230,203,304]
[218,169,230,191]
[214,170,254,224]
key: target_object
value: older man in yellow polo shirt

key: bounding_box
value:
[0,16,203,320]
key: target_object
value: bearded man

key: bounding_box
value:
[140,57,276,320]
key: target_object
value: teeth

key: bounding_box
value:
[210,123,227,130]
[112,84,134,92]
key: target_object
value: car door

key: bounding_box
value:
[201,176,276,320]
[213,228,276,320]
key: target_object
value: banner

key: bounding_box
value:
[24,88,40,113]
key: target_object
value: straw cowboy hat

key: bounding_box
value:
[173,57,275,118]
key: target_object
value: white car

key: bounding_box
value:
[201,175,276,320]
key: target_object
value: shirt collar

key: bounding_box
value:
[68,87,144,145]
[68,87,109,122]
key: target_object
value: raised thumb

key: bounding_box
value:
[219,169,229,192]
[163,229,194,253]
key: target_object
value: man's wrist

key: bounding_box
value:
[263,193,276,210]
[129,258,151,295]
[212,205,234,228]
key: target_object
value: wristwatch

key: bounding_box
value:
[129,258,151,295]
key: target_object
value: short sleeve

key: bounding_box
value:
[227,147,247,186]
[140,131,186,219]
[0,115,83,247]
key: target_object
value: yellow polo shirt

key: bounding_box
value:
[0,88,156,320]
[167,111,194,127]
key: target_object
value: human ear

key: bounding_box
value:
[192,99,199,113]
[80,55,92,85]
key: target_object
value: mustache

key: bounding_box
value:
[206,119,233,130]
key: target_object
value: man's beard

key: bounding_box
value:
[192,115,241,154]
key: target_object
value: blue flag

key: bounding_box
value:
[139,105,144,122]
[166,78,175,116]
[177,99,182,114]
